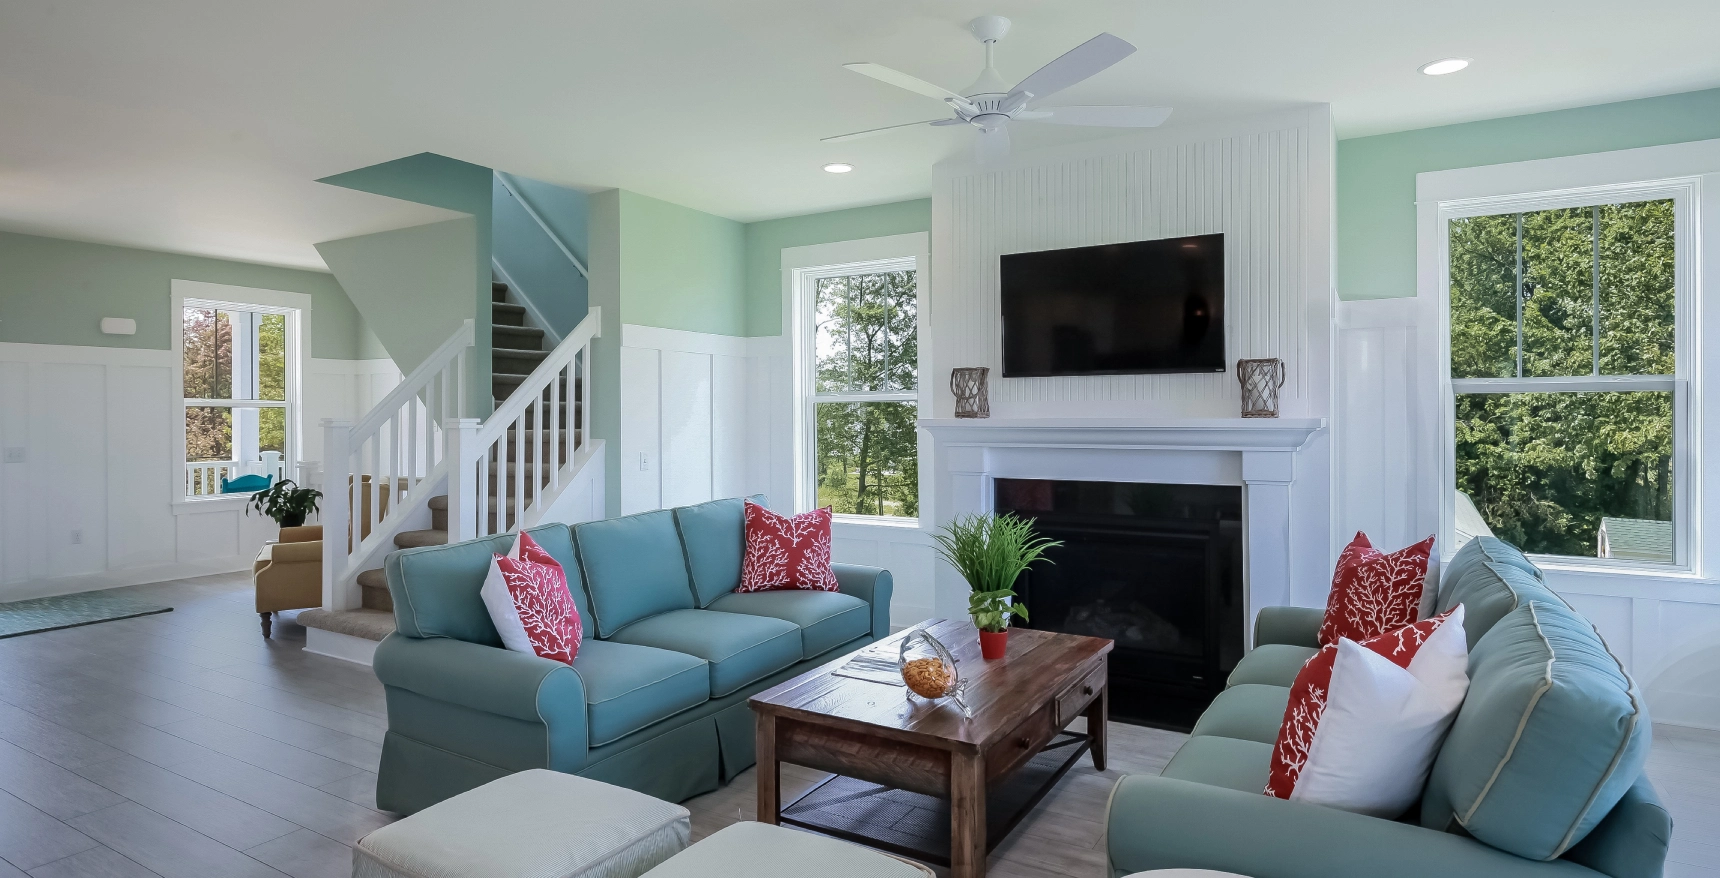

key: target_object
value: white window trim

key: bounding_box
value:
[784,233,930,524]
[170,280,311,511]
[1419,151,1712,576]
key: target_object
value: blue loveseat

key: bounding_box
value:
[1106,536,1671,878]
[370,496,892,815]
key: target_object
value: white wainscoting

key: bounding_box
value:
[0,341,397,601]
[1335,296,1720,730]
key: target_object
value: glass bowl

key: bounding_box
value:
[898,629,970,717]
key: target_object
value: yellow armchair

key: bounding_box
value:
[254,525,323,638]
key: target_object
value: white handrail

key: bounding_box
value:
[321,320,473,610]
[447,306,600,540]
[494,171,589,278]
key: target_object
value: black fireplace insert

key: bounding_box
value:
[995,479,1244,730]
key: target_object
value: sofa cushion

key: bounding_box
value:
[387,533,521,645]
[569,640,710,746]
[608,609,802,697]
[1160,735,1274,794]
[673,496,764,607]
[1189,684,1289,744]
[574,510,697,637]
[706,590,871,659]
[1225,644,1317,689]
[1420,601,1650,861]
[1437,559,1563,650]
[1439,535,1542,604]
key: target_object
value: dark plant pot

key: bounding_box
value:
[278,513,307,529]
[978,629,1008,660]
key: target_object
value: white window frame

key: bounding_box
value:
[1434,180,1697,573]
[787,236,929,524]
[170,280,311,510]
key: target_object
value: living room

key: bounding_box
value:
[0,2,1717,877]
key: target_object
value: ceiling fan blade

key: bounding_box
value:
[1026,106,1172,128]
[820,119,948,143]
[974,126,1011,165]
[930,118,968,127]
[1007,33,1136,103]
[843,62,966,102]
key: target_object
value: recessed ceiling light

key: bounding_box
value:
[823,162,854,174]
[1419,58,1471,76]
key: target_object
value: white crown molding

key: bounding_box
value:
[621,323,779,359]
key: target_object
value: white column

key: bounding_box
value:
[320,419,352,610]
[445,418,482,542]
[1241,449,1296,651]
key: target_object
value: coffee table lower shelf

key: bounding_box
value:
[777,731,1093,867]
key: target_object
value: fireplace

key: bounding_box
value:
[995,479,1245,730]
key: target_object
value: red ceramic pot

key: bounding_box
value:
[978,629,1009,660]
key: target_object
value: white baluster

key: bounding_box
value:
[445,418,480,542]
[321,419,352,610]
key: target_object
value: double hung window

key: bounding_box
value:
[181,300,296,497]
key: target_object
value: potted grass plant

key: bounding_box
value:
[246,480,322,529]
[930,512,1061,660]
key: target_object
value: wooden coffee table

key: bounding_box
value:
[750,619,1112,878]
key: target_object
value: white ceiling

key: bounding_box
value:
[2,0,1717,270]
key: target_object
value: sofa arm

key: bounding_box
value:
[832,564,893,639]
[1106,774,1602,878]
[372,634,588,766]
[1254,605,1324,649]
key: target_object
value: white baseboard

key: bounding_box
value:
[1,556,252,603]
[304,628,381,666]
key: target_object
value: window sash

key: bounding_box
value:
[1450,376,1674,394]
[182,398,288,408]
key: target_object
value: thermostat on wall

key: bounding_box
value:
[101,317,137,335]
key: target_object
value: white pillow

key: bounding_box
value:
[1291,606,1470,817]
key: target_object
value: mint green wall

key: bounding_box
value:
[0,230,382,359]
[742,199,932,336]
[316,217,479,376]
[1339,87,1720,301]
[617,191,745,336]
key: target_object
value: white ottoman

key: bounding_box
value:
[355,770,691,878]
[642,822,933,878]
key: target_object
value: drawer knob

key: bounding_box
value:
[1082,685,1094,696]
[1018,736,1031,749]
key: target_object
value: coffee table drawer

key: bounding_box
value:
[1053,663,1105,726]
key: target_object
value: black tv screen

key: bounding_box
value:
[1000,234,1225,377]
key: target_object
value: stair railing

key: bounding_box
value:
[446,307,600,541]
[320,319,473,610]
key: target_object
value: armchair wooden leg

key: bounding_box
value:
[260,612,272,639]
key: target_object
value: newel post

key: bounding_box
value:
[320,419,352,610]
[445,418,482,542]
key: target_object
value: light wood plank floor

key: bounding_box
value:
[0,573,1712,877]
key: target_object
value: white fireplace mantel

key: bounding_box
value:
[920,416,1329,649]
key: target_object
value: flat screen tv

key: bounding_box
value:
[1000,233,1225,377]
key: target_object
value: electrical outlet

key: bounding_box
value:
[2,447,23,463]
[70,530,82,545]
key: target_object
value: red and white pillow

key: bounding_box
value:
[1265,605,1470,817]
[1317,532,1436,647]
[479,531,583,664]
[737,501,840,593]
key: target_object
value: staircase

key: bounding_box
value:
[298,281,599,658]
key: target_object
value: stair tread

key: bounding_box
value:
[297,608,394,641]
[493,347,549,357]
[394,528,449,549]
[492,302,526,312]
[356,568,388,588]
[427,495,448,510]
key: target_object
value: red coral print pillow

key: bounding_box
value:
[738,501,840,593]
[479,531,582,664]
[1317,532,1436,646]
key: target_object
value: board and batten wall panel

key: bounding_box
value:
[660,349,715,509]
[932,107,1332,421]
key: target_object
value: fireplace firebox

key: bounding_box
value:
[995,479,1244,730]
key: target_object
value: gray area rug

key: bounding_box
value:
[0,592,172,638]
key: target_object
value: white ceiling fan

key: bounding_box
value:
[825,16,1171,162]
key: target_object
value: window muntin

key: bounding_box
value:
[1448,198,1678,564]
[181,302,294,498]
[802,263,920,520]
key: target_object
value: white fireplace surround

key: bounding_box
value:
[921,417,1327,649]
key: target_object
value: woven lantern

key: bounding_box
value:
[951,367,989,419]
[1236,358,1286,418]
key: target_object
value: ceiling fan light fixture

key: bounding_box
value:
[1419,57,1471,76]
[823,162,854,174]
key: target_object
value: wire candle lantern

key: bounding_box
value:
[1236,358,1286,418]
[951,367,989,419]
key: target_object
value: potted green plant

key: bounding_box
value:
[246,479,322,529]
[930,512,1061,660]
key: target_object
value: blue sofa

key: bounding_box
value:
[370,496,892,815]
[1106,537,1670,878]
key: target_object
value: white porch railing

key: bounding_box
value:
[446,307,599,540]
[321,320,473,609]
[184,451,287,497]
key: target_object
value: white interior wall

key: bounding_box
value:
[0,341,397,602]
